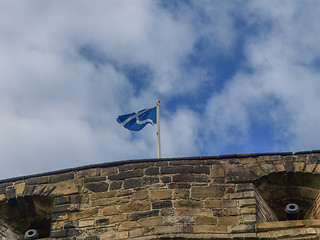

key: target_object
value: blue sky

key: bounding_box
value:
[1,0,320,178]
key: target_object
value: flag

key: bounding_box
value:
[117,106,157,131]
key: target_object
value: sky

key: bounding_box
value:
[1,0,320,179]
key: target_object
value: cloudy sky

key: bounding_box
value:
[1,0,320,179]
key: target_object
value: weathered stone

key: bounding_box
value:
[196,216,217,225]
[193,165,210,174]
[174,200,202,208]
[129,210,159,221]
[120,201,150,213]
[49,172,74,183]
[108,169,144,181]
[145,167,159,175]
[172,174,209,183]
[161,165,193,174]
[191,186,224,199]
[150,190,172,200]
[152,200,172,209]
[85,182,109,192]
[123,176,159,189]
[83,176,106,183]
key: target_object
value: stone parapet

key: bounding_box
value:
[0,151,320,239]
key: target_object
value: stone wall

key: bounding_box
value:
[1,151,320,239]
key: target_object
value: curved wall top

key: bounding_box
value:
[1,150,320,239]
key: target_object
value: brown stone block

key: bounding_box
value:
[174,199,202,208]
[217,216,240,226]
[101,166,118,175]
[119,221,138,231]
[274,162,286,172]
[196,216,217,225]
[129,228,144,238]
[174,189,189,199]
[153,225,182,234]
[150,190,172,200]
[139,216,163,227]
[228,224,255,233]
[110,214,128,224]
[51,180,80,196]
[305,163,316,173]
[69,208,99,220]
[295,161,306,172]
[133,190,148,200]
[194,225,227,233]
[191,186,224,199]
[102,205,119,216]
[205,200,222,208]
[239,198,256,207]
[91,191,117,201]
[119,201,150,213]
[210,165,225,178]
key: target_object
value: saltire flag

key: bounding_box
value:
[117,106,157,131]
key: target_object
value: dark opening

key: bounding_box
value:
[255,172,320,221]
[0,196,53,238]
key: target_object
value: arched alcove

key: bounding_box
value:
[255,172,320,221]
[0,195,54,238]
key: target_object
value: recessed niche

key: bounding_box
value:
[255,172,320,221]
[0,195,53,238]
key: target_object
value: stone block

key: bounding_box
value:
[49,172,74,183]
[210,165,225,178]
[173,174,209,183]
[217,216,240,226]
[205,200,222,208]
[119,221,137,231]
[191,186,224,199]
[84,182,109,193]
[174,189,190,199]
[150,190,172,200]
[195,216,217,225]
[153,225,182,234]
[228,224,255,233]
[145,167,159,175]
[194,225,227,233]
[239,198,256,207]
[14,182,25,197]
[129,228,144,238]
[193,165,210,174]
[79,219,95,227]
[102,205,119,216]
[83,176,106,183]
[152,200,173,209]
[123,176,159,189]
[161,165,193,174]
[133,190,148,200]
[174,199,202,208]
[108,169,144,181]
[139,216,163,227]
[120,201,150,213]
[110,181,122,190]
[129,210,159,221]
[235,183,254,192]
[226,168,257,183]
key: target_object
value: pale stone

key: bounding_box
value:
[150,190,172,200]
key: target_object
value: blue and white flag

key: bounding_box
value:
[117,106,157,131]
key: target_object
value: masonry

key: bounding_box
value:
[1,151,320,239]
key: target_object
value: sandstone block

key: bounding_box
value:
[195,216,217,225]
[150,190,172,200]
[119,201,150,213]
[191,186,224,199]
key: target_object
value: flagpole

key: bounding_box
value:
[156,100,161,158]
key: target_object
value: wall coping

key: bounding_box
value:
[1,150,320,184]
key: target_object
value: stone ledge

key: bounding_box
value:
[256,220,320,232]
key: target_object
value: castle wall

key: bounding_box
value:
[1,151,320,239]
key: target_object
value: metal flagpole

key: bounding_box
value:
[156,100,161,158]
